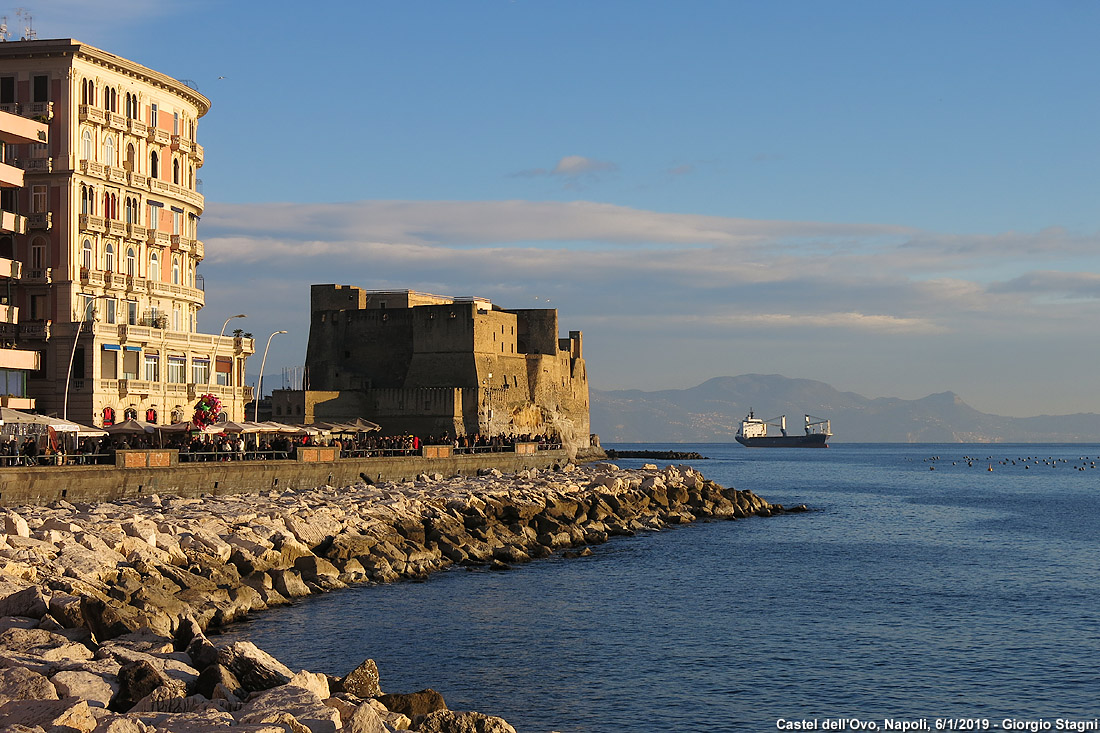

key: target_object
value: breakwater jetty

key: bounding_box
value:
[0,461,797,731]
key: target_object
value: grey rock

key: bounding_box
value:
[340,658,381,699]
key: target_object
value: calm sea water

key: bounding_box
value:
[219,444,1100,731]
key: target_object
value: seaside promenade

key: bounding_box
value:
[0,459,790,731]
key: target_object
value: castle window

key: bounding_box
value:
[172,158,179,184]
[126,248,136,277]
[105,243,115,272]
[150,151,159,179]
[150,252,160,281]
[103,136,115,167]
[82,239,92,269]
[81,129,92,160]
[172,255,180,285]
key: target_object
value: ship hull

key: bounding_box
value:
[735,433,829,448]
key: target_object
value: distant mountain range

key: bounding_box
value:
[591,374,1100,444]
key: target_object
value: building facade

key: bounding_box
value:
[0,39,254,425]
[0,108,48,409]
[274,285,591,453]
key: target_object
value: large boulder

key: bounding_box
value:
[340,658,381,699]
[216,641,293,693]
[0,666,58,706]
[376,688,447,718]
[417,710,518,733]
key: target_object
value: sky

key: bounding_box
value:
[14,0,1100,417]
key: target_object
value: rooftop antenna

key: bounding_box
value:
[15,8,35,40]
[0,18,9,42]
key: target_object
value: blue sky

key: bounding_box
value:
[19,1,1100,416]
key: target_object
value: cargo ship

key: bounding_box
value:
[735,410,831,448]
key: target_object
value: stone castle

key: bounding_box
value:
[272,285,591,455]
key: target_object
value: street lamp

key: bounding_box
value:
[209,314,246,387]
[254,330,287,422]
[64,294,110,421]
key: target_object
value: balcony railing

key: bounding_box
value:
[18,321,50,340]
[128,119,147,136]
[107,220,127,237]
[150,179,171,194]
[106,166,127,184]
[127,223,147,241]
[15,157,52,174]
[193,240,204,260]
[79,105,106,125]
[26,102,53,121]
[149,128,171,145]
[79,214,106,233]
[147,230,170,247]
[25,267,51,284]
[171,135,193,153]
[128,172,149,189]
[79,160,105,179]
[193,144,204,165]
[25,212,51,230]
[108,112,127,131]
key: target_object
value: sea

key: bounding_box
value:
[218,443,1100,732]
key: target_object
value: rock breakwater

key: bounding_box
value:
[0,461,799,731]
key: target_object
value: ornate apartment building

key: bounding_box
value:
[0,108,48,410]
[0,39,254,425]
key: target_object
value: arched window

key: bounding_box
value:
[126,247,136,276]
[124,407,137,420]
[102,407,115,427]
[150,151,159,179]
[103,136,114,167]
[125,196,140,224]
[172,158,179,184]
[81,79,89,105]
[145,408,157,424]
[80,185,92,215]
[149,251,160,281]
[172,255,180,285]
[105,243,115,272]
[125,143,135,172]
[82,239,92,270]
[81,129,92,160]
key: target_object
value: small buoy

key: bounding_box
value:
[929,466,935,470]
[988,464,993,471]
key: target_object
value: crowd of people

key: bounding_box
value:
[0,430,563,466]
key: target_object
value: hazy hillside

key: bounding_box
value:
[592,374,1100,443]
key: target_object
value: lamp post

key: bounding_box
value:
[209,313,246,387]
[254,330,287,422]
[64,294,110,421]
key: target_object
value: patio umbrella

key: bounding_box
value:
[105,419,156,435]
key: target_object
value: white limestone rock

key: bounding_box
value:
[50,670,117,708]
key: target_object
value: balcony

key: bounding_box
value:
[125,275,146,293]
[0,346,37,372]
[0,304,16,324]
[106,166,127,184]
[147,280,205,306]
[149,128,171,146]
[79,105,106,125]
[0,210,25,235]
[107,219,127,237]
[25,267,51,284]
[193,144,204,165]
[171,135,193,153]
[0,395,35,410]
[18,321,50,340]
[128,171,149,189]
[119,379,154,396]
[193,240,204,260]
[79,268,106,286]
[127,223,147,241]
[171,235,192,251]
[26,102,53,121]
[79,160,106,179]
[150,179,171,194]
[108,112,127,131]
[176,187,203,208]
[0,103,18,115]
[107,272,127,290]
[25,212,51,230]
[17,157,52,174]
[128,119,147,136]
[79,214,106,233]
[147,230,170,247]
[0,259,21,279]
